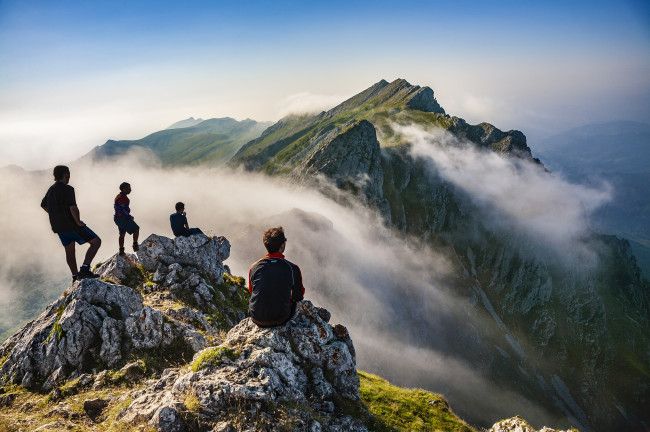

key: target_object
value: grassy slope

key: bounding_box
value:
[93,118,272,167]
[358,371,475,432]
[0,371,475,432]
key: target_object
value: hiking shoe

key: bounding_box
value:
[132,242,139,252]
[119,247,125,256]
[78,267,100,280]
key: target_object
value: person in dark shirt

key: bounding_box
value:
[41,165,102,282]
[170,202,203,237]
[114,182,140,256]
[248,227,305,327]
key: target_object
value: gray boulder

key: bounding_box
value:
[95,252,139,284]
[489,416,575,432]
[137,233,230,281]
[0,275,207,391]
[0,279,143,389]
[118,300,367,431]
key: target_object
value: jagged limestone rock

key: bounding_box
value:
[0,274,206,391]
[118,300,367,432]
[137,233,230,281]
[0,279,144,389]
[95,252,139,284]
[489,415,575,432]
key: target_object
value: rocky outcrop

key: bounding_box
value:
[489,416,575,432]
[117,300,367,432]
[291,120,386,207]
[0,276,206,391]
[0,233,235,392]
[137,233,231,281]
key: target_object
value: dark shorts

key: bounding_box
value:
[58,225,98,247]
[114,216,139,235]
[176,227,203,237]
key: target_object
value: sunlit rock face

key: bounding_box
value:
[118,300,367,432]
[137,233,231,282]
[0,233,235,393]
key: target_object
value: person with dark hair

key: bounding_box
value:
[170,202,203,237]
[114,182,140,256]
[248,227,304,327]
[41,165,102,282]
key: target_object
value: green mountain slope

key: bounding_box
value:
[229,79,650,432]
[85,117,274,166]
[230,78,536,175]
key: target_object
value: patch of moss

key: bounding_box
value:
[0,352,11,370]
[122,264,148,290]
[190,346,240,372]
[358,371,474,432]
[125,336,194,375]
[183,391,200,413]
[45,303,67,344]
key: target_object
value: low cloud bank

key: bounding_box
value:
[0,154,563,427]
[397,124,612,267]
[273,92,346,118]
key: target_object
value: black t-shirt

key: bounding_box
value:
[41,182,77,233]
[170,213,188,237]
[248,255,304,322]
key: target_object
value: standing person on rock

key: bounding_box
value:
[170,202,203,237]
[114,182,140,256]
[41,165,102,282]
[248,227,305,327]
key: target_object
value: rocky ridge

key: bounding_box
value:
[117,300,366,431]
[0,231,574,431]
[0,233,365,431]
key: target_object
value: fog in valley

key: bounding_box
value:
[0,138,613,426]
[399,124,613,268]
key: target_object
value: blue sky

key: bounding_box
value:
[1,0,649,168]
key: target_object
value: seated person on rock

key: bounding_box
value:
[248,227,304,327]
[170,202,203,237]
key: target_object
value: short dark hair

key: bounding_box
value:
[263,227,286,254]
[175,202,185,211]
[119,182,130,191]
[53,165,69,181]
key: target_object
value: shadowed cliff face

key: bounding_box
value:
[287,122,648,431]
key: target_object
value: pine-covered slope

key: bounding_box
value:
[229,79,650,432]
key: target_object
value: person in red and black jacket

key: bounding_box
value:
[248,227,304,327]
[114,182,140,255]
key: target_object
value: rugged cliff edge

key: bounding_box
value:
[0,232,570,431]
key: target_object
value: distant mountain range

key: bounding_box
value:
[83,117,274,166]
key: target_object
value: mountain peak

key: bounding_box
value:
[329,78,445,116]
[166,117,205,129]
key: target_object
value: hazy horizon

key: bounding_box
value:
[1,0,649,170]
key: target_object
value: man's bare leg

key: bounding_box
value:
[64,243,77,275]
[83,237,102,266]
